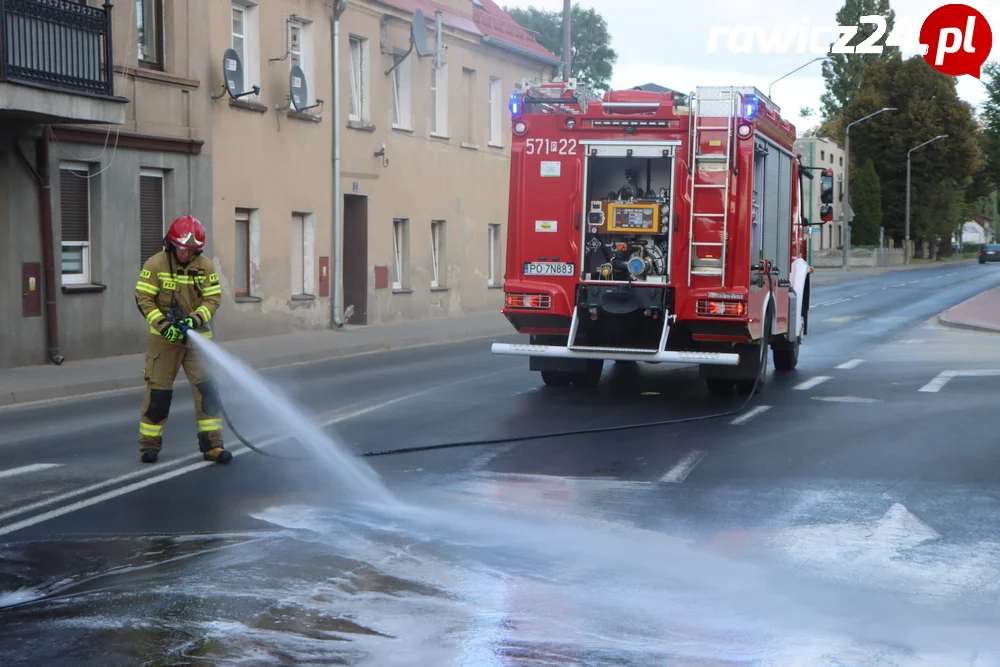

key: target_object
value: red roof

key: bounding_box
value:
[369,0,559,63]
[472,0,559,61]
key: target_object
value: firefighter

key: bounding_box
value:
[134,215,232,464]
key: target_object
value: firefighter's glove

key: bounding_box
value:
[180,316,199,332]
[159,322,184,343]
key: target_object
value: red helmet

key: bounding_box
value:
[166,215,206,251]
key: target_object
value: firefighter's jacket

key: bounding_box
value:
[135,250,222,342]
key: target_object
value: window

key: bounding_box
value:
[392,218,410,290]
[430,220,446,288]
[489,76,502,146]
[137,0,163,69]
[139,169,165,266]
[59,162,91,285]
[287,18,313,97]
[431,64,448,136]
[291,212,306,296]
[235,208,251,298]
[231,2,260,101]
[820,150,825,161]
[488,223,501,286]
[391,50,411,130]
[463,67,476,144]
[349,36,368,123]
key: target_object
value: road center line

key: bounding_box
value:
[835,359,865,370]
[0,464,62,480]
[731,405,771,425]
[793,376,831,391]
[0,368,516,534]
[659,450,706,483]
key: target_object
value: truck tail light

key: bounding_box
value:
[506,293,551,309]
[696,299,746,317]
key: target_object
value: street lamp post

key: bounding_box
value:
[767,56,830,101]
[905,134,948,264]
[842,107,897,269]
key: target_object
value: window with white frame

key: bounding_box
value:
[59,162,92,285]
[430,220,446,288]
[392,218,409,289]
[287,17,313,97]
[489,76,502,146]
[290,212,312,296]
[488,223,501,286]
[231,1,260,101]
[391,49,411,130]
[235,207,261,298]
[431,63,448,136]
[349,35,368,123]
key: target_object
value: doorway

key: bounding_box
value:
[343,194,368,325]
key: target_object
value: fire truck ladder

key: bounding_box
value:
[687,86,738,287]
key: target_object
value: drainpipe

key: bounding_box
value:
[14,125,64,365]
[331,0,347,328]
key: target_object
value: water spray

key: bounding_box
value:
[176,271,775,462]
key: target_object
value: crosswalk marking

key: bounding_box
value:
[0,464,62,480]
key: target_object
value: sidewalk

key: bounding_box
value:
[810,258,976,285]
[939,286,1000,334]
[0,312,514,408]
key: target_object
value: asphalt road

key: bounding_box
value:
[4,262,1000,666]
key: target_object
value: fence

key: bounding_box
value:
[0,0,115,97]
[811,248,906,268]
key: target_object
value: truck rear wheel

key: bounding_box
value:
[540,370,573,386]
[735,311,772,396]
[772,334,800,371]
[571,360,604,389]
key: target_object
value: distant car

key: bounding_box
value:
[980,244,1000,263]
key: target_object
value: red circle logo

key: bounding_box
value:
[919,3,993,78]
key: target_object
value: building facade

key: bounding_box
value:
[794,136,846,252]
[1,0,213,369]
[331,0,559,327]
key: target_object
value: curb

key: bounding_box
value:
[0,327,515,410]
[937,313,1000,335]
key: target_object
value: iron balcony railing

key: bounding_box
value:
[0,0,115,97]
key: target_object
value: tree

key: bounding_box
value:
[820,0,902,121]
[504,3,617,91]
[836,56,984,249]
[851,158,882,245]
[979,60,1000,194]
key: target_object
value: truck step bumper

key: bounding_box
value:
[491,343,741,366]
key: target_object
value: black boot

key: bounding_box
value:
[202,447,232,464]
[141,449,159,463]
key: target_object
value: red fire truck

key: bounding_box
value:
[492,80,827,395]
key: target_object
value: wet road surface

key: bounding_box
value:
[4,262,1000,665]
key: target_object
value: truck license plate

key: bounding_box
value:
[524,262,575,277]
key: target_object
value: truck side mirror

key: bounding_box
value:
[820,169,834,205]
[820,204,833,222]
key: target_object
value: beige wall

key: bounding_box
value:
[340,2,552,325]
[103,0,213,148]
[208,0,334,338]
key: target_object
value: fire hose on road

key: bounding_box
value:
[173,274,774,461]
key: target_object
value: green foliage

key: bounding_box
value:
[851,158,882,245]
[836,56,984,247]
[979,60,1000,195]
[820,0,902,121]
[503,3,617,91]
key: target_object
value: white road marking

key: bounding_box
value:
[659,450,706,483]
[794,376,832,391]
[0,369,516,534]
[909,280,922,284]
[731,405,771,425]
[817,298,851,307]
[919,369,1000,393]
[853,293,868,298]
[892,283,908,287]
[835,359,865,370]
[0,464,62,480]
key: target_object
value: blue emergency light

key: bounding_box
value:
[743,94,759,120]
[509,91,522,117]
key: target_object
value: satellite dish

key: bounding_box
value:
[289,65,309,112]
[223,48,244,98]
[411,9,430,57]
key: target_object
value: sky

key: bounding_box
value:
[499,0,999,136]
